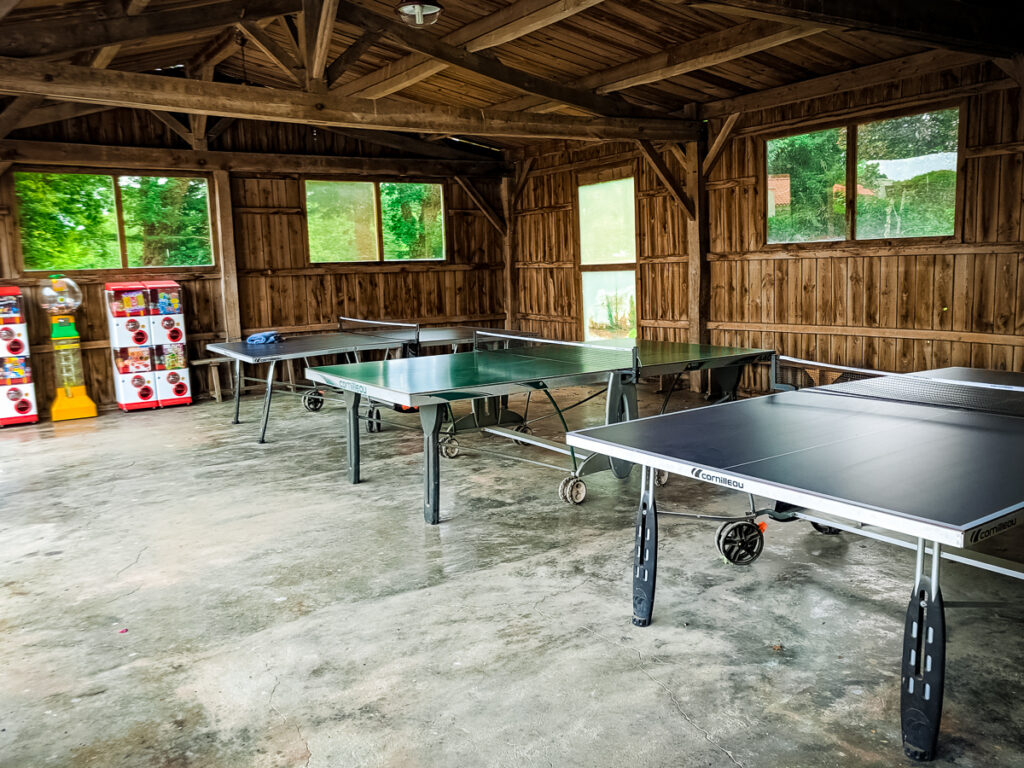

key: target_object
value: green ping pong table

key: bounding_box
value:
[305,333,773,524]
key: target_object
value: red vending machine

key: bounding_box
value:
[143,281,191,407]
[0,286,38,426]
[105,282,157,411]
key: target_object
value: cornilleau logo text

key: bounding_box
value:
[969,517,1017,545]
[690,468,744,489]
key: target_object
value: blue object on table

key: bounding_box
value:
[246,332,283,344]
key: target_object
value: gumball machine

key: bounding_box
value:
[39,275,97,421]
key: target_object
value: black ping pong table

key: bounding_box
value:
[567,363,1024,762]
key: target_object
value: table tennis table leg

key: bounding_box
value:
[344,391,361,484]
[232,359,242,424]
[257,360,277,444]
[633,466,659,627]
[901,538,946,761]
[420,404,443,525]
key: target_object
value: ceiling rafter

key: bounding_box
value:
[326,26,386,88]
[334,0,607,99]
[0,0,303,59]
[0,56,699,141]
[332,1,643,118]
[237,21,306,87]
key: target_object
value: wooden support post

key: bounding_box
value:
[637,139,696,220]
[211,170,241,342]
[0,96,44,140]
[702,112,739,176]
[686,125,710,390]
[501,174,515,329]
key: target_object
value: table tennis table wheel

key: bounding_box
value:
[511,423,533,446]
[558,476,587,504]
[654,469,669,487]
[366,406,383,434]
[302,391,325,412]
[810,521,842,535]
[715,520,764,565]
[440,436,460,458]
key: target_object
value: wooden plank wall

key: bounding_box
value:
[0,110,506,414]
[511,62,1024,391]
[511,141,690,342]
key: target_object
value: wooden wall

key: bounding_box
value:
[509,60,1024,390]
[0,110,505,414]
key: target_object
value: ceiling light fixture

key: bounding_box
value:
[395,1,443,27]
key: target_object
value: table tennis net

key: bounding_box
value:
[338,316,421,344]
[778,357,1024,419]
[473,332,639,371]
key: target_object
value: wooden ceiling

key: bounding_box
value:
[0,0,1019,149]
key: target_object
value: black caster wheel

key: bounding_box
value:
[563,477,587,505]
[440,436,460,459]
[654,469,669,487]
[365,406,383,434]
[511,423,533,446]
[811,521,842,535]
[302,391,325,412]
[716,520,764,565]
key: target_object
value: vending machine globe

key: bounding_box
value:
[39,275,97,421]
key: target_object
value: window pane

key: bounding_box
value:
[856,109,959,239]
[579,178,636,265]
[582,271,636,341]
[14,172,121,270]
[380,182,445,261]
[119,176,213,267]
[767,127,847,243]
[305,180,379,262]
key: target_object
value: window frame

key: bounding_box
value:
[574,164,640,342]
[761,101,966,248]
[11,166,217,274]
[301,175,450,265]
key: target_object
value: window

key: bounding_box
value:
[14,171,214,271]
[304,180,445,263]
[766,108,959,244]
[578,176,636,341]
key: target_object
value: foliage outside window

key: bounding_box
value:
[14,171,214,271]
[766,108,959,244]
[578,177,637,341]
[305,180,445,263]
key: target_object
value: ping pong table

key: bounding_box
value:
[565,363,1024,762]
[206,319,502,443]
[306,333,772,525]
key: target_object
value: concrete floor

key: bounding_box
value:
[2,383,1024,768]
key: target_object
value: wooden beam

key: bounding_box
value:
[205,116,237,145]
[0,97,44,140]
[701,49,987,118]
[0,0,303,58]
[702,112,739,176]
[211,170,242,342]
[511,156,535,207]
[636,140,695,220]
[326,27,385,89]
[0,56,698,141]
[666,142,688,170]
[334,1,642,118]
[995,55,1024,90]
[0,140,513,177]
[689,2,843,29]
[686,127,710,354]
[307,0,340,85]
[691,0,1024,58]
[0,0,20,24]
[455,176,507,236]
[594,20,823,94]
[336,0,607,99]
[500,174,515,330]
[187,28,240,74]
[321,126,495,161]
[237,21,305,87]
[149,110,194,146]
[15,102,114,129]
[88,0,153,69]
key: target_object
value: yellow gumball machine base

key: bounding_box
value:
[50,385,98,422]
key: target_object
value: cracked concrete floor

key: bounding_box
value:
[2,384,1024,768]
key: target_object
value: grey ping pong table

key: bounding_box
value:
[306,333,772,525]
[566,363,1024,762]
[206,318,506,443]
